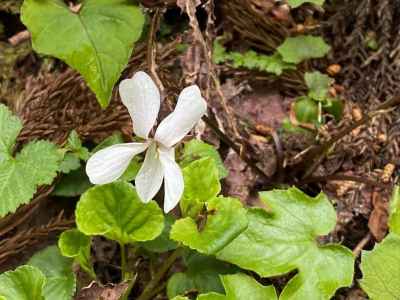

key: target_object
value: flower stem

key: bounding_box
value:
[137,248,182,300]
[120,242,127,281]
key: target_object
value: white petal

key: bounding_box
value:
[86,143,148,184]
[155,85,207,147]
[135,142,164,203]
[119,71,160,139]
[158,147,184,213]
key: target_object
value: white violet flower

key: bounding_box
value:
[86,71,207,212]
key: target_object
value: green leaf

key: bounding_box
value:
[180,158,221,218]
[59,153,81,174]
[65,131,89,161]
[305,71,333,101]
[171,196,248,255]
[0,140,62,217]
[323,98,343,122]
[171,297,190,300]
[389,185,400,235]
[212,41,295,76]
[58,229,95,278]
[167,252,237,299]
[294,96,319,124]
[216,187,354,299]
[181,140,228,179]
[0,104,22,159]
[139,215,178,253]
[0,265,46,300]
[53,167,92,197]
[21,0,145,107]
[92,132,124,153]
[277,35,331,64]
[287,0,325,8]
[360,233,400,299]
[197,273,277,300]
[28,246,76,300]
[76,181,164,244]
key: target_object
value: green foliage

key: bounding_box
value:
[139,215,178,253]
[58,229,95,278]
[197,273,277,300]
[360,233,400,299]
[287,0,325,8]
[277,35,330,64]
[360,185,400,299]
[28,246,76,300]
[0,265,45,300]
[305,71,334,102]
[216,187,354,299]
[65,130,89,161]
[0,105,62,216]
[52,167,92,197]
[180,158,221,218]
[213,41,294,76]
[389,185,400,234]
[293,72,343,125]
[0,104,21,160]
[167,253,237,299]
[294,96,319,124]
[171,196,248,255]
[181,140,228,179]
[21,0,145,107]
[76,181,164,244]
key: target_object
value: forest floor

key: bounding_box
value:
[1,0,400,299]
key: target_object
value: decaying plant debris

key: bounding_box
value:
[1,0,400,298]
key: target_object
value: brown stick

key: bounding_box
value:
[8,30,31,46]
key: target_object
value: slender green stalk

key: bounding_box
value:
[120,242,127,281]
[137,248,182,300]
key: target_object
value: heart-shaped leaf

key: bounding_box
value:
[180,158,221,218]
[171,196,248,255]
[0,265,46,300]
[181,140,228,179]
[360,233,400,299]
[197,273,277,300]
[76,181,164,244]
[0,104,62,217]
[21,0,145,107]
[305,71,334,101]
[28,246,76,300]
[59,229,95,278]
[216,187,354,299]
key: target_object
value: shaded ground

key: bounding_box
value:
[1,0,400,299]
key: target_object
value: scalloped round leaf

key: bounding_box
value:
[180,158,221,218]
[0,140,62,217]
[0,265,45,300]
[277,36,330,64]
[294,97,319,124]
[181,140,228,179]
[21,0,145,107]
[58,229,95,278]
[28,246,76,300]
[216,187,354,299]
[305,71,334,101]
[0,104,22,159]
[197,273,277,300]
[171,196,248,255]
[360,233,400,299]
[76,181,164,244]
